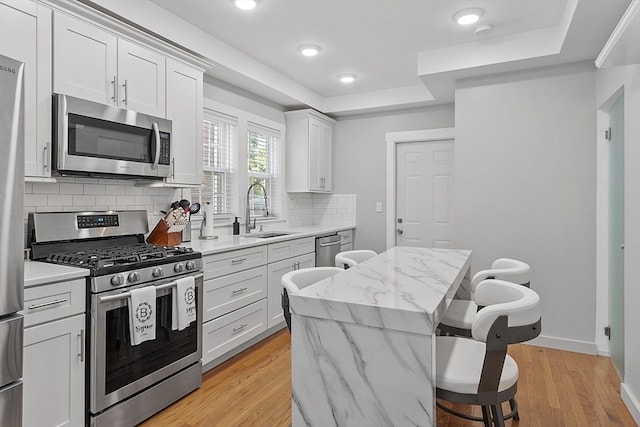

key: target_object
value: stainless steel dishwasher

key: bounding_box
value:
[315,234,342,267]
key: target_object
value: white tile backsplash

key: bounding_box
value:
[24,177,183,245]
[287,193,356,227]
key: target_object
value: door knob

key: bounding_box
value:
[396,228,403,235]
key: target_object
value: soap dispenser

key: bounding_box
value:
[233,217,240,235]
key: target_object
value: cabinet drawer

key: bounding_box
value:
[202,299,267,365]
[338,229,353,245]
[268,237,315,263]
[204,266,267,322]
[204,246,267,280]
[21,279,85,327]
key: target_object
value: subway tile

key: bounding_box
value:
[47,194,73,207]
[84,184,106,195]
[24,194,48,207]
[105,184,125,195]
[125,186,144,196]
[135,196,153,205]
[59,183,84,194]
[116,195,136,205]
[95,195,117,206]
[32,182,59,194]
[73,195,96,206]
[73,177,98,184]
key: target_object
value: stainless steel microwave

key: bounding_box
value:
[53,93,172,179]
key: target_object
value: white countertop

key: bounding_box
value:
[24,260,90,288]
[185,224,355,255]
[289,246,471,335]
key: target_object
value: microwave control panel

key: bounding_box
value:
[159,132,171,165]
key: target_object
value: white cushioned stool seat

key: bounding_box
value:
[335,250,377,269]
[436,337,519,395]
[439,300,477,330]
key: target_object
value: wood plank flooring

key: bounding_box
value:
[140,330,637,427]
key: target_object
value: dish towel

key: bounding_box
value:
[129,286,157,345]
[172,276,197,331]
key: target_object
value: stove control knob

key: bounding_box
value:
[128,272,139,283]
[186,260,196,271]
[152,267,163,278]
[174,263,184,273]
[110,274,125,286]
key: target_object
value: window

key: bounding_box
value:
[192,109,236,216]
[247,122,281,218]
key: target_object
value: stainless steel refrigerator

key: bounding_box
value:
[0,53,25,426]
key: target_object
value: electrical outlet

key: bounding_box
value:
[376,202,383,213]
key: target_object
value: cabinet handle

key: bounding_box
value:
[28,298,68,310]
[78,329,85,362]
[43,142,50,172]
[232,287,248,295]
[232,323,248,333]
[111,76,117,104]
[231,258,247,265]
[122,79,128,105]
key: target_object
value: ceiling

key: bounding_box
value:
[118,0,631,115]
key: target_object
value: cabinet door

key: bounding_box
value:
[267,253,315,328]
[53,12,117,105]
[319,121,333,191]
[23,314,84,427]
[0,1,52,179]
[308,117,323,191]
[117,39,166,117]
[166,58,203,186]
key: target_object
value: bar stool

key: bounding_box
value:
[335,250,377,269]
[436,279,542,427]
[438,258,531,337]
[281,267,344,331]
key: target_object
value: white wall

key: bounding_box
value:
[454,65,598,353]
[596,64,640,423]
[333,106,455,253]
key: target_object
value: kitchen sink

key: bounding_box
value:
[241,232,294,239]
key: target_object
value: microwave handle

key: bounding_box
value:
[151,122,160,170]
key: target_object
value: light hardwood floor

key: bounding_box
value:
[140,330,637,427]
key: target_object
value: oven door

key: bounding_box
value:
[54,93,172,178]
[89,272,203,414]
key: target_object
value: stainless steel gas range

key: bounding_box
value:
[28,211,203,427]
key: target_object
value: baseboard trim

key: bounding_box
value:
[621,383,640,425]
[527,334,598,355]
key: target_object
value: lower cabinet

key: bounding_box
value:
[21,278,85,427]
[202,299,267,364]
[267,252,315,328]
[23,315,85,427]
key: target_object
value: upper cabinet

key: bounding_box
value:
[165,58,203,186]
[285,109,336,193]
[53,12,166,117]
[0,1,53,180]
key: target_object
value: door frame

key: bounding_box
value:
[385,128,455,249]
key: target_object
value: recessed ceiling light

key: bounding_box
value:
[475,24,493,36]
[298,45,321,57]
[234,0,259,11]
[454,8,483,26]
[338,73,357,84]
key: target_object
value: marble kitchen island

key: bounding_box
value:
[288,247,472,427]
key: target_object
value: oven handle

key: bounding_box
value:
[97,273,203,303]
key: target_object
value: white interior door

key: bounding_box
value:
[395,140,454,248]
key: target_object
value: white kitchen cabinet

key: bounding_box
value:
[285,109,336,193]
[0,1,53,180]
[21,278,85,427]
[338,229,353,252]
[53,12,166,117]
[267,252,315,328]
[165,58,203,186]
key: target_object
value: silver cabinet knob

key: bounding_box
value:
[152,267,163,278]
[128,272,139,283]
[174,263,184,273]
[110,274,124,286]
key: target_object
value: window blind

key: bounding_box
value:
[193,109,237,216]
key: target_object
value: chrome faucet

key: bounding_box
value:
[246,182,269,233]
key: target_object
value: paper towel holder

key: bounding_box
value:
[199,202,219,240]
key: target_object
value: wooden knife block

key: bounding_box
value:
[147,219,181,246]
